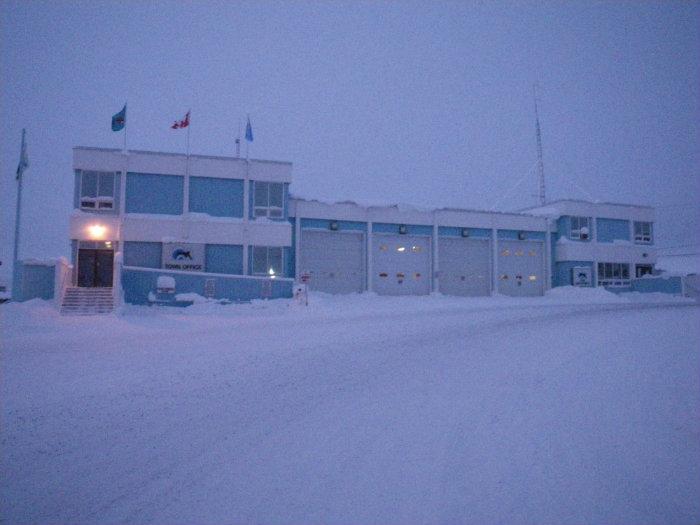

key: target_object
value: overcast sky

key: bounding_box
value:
[1,0,698,278]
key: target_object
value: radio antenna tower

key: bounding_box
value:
[533,83,546,206]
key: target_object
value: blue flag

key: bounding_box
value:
[112,104,126,132]
[245,116,253,142]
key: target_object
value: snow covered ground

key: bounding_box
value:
[2,290,699,524]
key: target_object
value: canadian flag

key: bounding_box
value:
[171,111,190,129]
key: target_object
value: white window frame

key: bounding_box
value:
[253,181,284,219]
[597,262,630,287]
[252,246,283,277]
[570,216,591,241]
[80,171,116,210]
[634,221,653,244]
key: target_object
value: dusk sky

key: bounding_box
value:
[1,1,698,279]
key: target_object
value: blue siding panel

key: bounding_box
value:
[248,181,255,220]
[121,267,293,305]
[13,262,55,301]
[124,241,162,268]
[498,229,546,241]
[438,226,491,238]
[597,218,630,243]
[189,177,244,218]
[556,217,569,241]
[372,223,433,236]
[126,173,183,215]
[301,218,367,232]
[631,276,683,294]
[205,244,243,274]
[284,247,294,279]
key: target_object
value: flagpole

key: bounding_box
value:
[186,109,191,157]
[12,130,26,298]
[123,102,128,152]
[236,119,241,158]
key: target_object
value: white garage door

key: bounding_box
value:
[372,235,431,295]
[299,230,365,294]
[497,240,544,296]
[438,237,491,296]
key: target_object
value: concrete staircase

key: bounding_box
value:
[60,287,114,315]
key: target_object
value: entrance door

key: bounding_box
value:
[78,249,114,287]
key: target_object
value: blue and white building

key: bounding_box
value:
[69,146,294,306]
[523,200,657,290]
[14,146,680,308]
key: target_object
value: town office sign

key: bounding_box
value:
[162,243,205,271]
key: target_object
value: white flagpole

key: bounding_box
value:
[186,109,191,157]
[123,102,128,152]
[12,129,27,298]
[236,119,241,158]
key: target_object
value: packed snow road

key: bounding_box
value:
[2,295,699,524]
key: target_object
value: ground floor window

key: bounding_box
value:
[597,262,630,287]
[252,246,283,277]
[636,264,653,278]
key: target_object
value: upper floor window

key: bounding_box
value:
[570,216,591,240]
[254,181,283,219]
[634,221,653,243]
[80,171,115,210]
[252,246,283,277]
[597,262,630,287]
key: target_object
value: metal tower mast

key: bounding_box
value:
[533,84,546,206]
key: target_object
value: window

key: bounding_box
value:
[636,265,653,278]
[252,246,283,277]
[570,216,591,240]
[634,222,653,243]
[253,181,284,219]
[597,262,630,287]
[81,171,115,210]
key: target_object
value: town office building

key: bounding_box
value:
[15,146,674,310]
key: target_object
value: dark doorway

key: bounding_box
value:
[78,249,114,287]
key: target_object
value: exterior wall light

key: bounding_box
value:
[399,224,407,235]
[329,221,339,231]
[461,228,470,238]
[88,224,107,240]
[268,267,277,279]
[518,231,527,240]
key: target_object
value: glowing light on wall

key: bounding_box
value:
[87,224,107,240]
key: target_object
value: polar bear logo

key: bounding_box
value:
[172,248,193,260]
